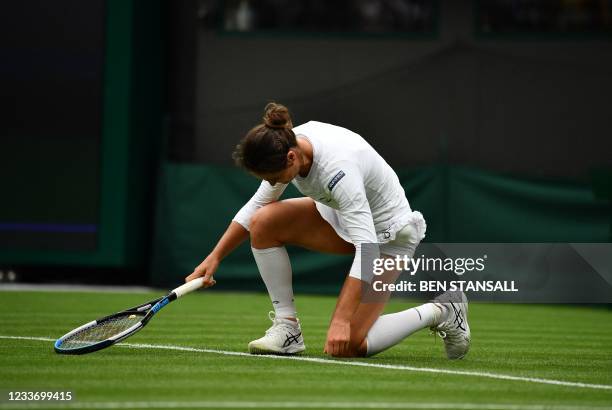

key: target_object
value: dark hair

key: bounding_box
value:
[232,102,297,173]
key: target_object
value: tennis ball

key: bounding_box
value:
[129,314,136,319]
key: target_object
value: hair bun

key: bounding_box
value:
[263,102,293,129]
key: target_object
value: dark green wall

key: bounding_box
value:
[151,163,610,292]
[0,0,163,268]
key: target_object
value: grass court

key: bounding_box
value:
[0,289,611,409]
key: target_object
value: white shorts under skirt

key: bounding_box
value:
[314,202,427,259]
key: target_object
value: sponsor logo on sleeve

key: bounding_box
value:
[327,170,345,191]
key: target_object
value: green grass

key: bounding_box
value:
[0,290,611,409]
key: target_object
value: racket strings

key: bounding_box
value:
[59,315,142,349]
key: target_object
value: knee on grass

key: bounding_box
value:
[327,339,368,358]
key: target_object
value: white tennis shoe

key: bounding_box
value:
[248,311,306,355]
[431,291,471,360]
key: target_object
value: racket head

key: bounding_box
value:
[54,311,147,355]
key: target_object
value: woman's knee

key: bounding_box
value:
[249,203,284,247]
[349,337,369,357]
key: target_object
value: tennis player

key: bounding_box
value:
[186,103,470,358]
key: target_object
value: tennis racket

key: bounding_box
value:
[54,277,204,355]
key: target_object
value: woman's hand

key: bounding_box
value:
[324,319,351,357]
[185,254,219,288]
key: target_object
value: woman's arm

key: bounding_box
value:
[185,221,249,287]
[186,180,288,287]
[324,163,379,356]
[324,275,362,356]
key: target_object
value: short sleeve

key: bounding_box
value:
[233,180,288,231]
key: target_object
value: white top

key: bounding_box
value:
[233,121,413,280]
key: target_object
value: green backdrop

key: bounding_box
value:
[0,0,162,267]
[151,163,610,292]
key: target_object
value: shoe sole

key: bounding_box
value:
[248,343,306,356]
[449,351,468,360]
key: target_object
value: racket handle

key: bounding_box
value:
[172,277,204,298]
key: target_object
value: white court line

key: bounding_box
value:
[0,401,610,410]
[1,335,611,392]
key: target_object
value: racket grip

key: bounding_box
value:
[172,277,204,298]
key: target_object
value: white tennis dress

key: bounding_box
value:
[233,121,426,280]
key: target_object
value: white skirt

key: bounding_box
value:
[315,202,427,258]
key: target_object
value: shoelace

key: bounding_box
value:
[267,310,276,322]
[431,328,447,339]
[429,303,448,340]
[265,311,279,334]
[431,321,464,343]
[264,311,298,335]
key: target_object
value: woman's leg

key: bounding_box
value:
[347,255,446,358]
[249,197,353,320]
[249,197,354,254]
[247,198,355,354]
[345,258,400,356]
[250,198,443,357]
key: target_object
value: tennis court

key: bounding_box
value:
[1,289,611,409]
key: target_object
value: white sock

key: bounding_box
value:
[251,246,296,319]
[365,303,447,357]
